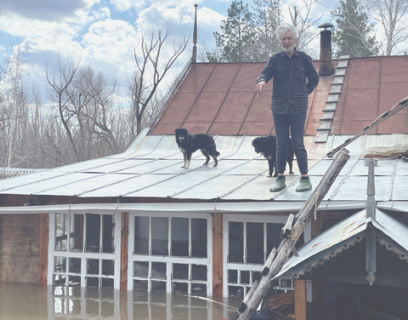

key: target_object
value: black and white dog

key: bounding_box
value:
[175,128,220,169]
[252,135,294,177]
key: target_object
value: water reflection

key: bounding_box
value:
[0,282,240,320]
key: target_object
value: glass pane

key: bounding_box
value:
[102,215,115,253]
[151,217,168,256]
[151,262,166,279]
[54,256,66,272]
[133,280,148,291]
[228,286,244,298]
[151,281,166,292]
[86,214,100,252]
[55,213,68,251]
[191,283,206,297]
[101,278,114,287]
[228,222,243,263]
[172,217,189,257]
[102,260,114,276]
[191,265,206,281]
[134,216,149,254]
[68,276,80,286]
[173,263,188,280]
[241,271,250,284]
[252,271,260,283]
[69,214,84,252]
[191,218,207,258]
[266,223,282,255]
[228,269,238,283]
[134,262,149,278]
[87,259,99,275]
[86,277,99,287]
[247,222,264,264]
[68,258,81,274]
[53,274,66,286]
[172,282,188,294]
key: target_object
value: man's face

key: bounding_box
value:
[279,31,297,54]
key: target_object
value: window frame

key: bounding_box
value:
[128,211,213,296]
[48,211,122,290]
[222,213,288,298]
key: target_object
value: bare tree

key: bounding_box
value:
[46,56,81,162]
[287,0,323,56]
[128,28,188,136]
[363,0,408,55]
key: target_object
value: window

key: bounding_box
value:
[224,214,295,298]
[129,213,212,296]
[49,212,121,291]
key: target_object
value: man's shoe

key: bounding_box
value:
[296,177,312,192]
[270,178,286,192]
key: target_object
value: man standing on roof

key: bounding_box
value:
[256,24,319,192]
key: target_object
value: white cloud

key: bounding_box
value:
[81,18,136,80]
[111,0,148,12]
[0,0,94,21]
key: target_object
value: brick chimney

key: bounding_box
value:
[318,23,334,76]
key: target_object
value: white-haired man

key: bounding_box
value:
[256,24,319,192]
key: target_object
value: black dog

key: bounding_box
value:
[252,135,294,177]
[175,128,220,169]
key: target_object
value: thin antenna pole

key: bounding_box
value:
[192,3,198,63]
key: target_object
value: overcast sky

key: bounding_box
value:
[0,0,339,103]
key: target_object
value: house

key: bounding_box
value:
[0,25,407,319]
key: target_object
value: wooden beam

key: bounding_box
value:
[294,280,306,320]
[236,148,350,320]
[120,212,129,291]
[212,212,223,297]
[39,214,49,284]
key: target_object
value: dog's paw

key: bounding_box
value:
[267,174,272,178]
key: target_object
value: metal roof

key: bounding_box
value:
[149,56,408,138]
[273,208,408,286]
[0,129,406,209]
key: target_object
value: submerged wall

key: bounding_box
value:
[0,214,41,283]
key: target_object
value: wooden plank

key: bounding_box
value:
[212,212,223,297]
[39,214,49,284]
[267,291,294,310]
[120,212,129,291]
[294,280,306,320]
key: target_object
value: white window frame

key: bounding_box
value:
[223,213,288,298]
[128,211,213,296]
[48,211,122,290]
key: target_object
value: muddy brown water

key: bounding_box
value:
[0,282,240,320]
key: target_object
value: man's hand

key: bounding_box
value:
[256,80,266,94]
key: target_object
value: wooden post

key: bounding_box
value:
[39,214,49,284]
[295,280,307,320]
[212,212,223,297]
[236,148,350,320]
[120,212,129,291]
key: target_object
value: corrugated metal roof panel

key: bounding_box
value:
[0,133,406,203]
[274,208,408,281]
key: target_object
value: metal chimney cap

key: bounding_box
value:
[318,23,334,30]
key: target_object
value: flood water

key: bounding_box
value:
[0,282,241,320]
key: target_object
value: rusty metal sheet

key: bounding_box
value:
[274,208,408,281]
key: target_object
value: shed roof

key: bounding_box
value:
[273,207,408,287]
